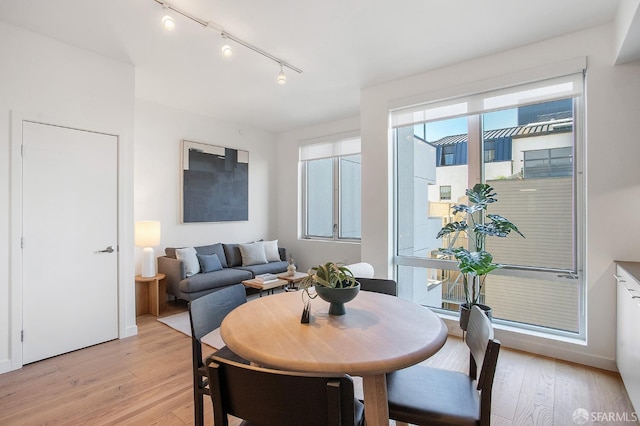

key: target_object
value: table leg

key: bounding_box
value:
[149,278,159,316]
[158,277,166,314]
[362,374,389,426]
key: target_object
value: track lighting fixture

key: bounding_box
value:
[153,0,302,83]
[161,4,175,31]
[221,34,232,58]
[277,64,286,85]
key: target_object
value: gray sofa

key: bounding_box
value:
[158,242,288,302]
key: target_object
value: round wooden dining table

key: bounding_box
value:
[221,290,448,426]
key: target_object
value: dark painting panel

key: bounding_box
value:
[182,141,248,223]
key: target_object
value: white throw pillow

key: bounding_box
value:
[176,247,201,277]
[238,241,268,266]
[263,239,281,262]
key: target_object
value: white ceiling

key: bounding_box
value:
[0,0,631,133]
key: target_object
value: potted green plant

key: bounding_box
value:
[436,183,524,330]
[300,262,360,315]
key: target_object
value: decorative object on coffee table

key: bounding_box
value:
[300,262,360,316]
[286,257,297,276]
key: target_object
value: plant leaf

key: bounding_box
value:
[487,214,525,238]
[466,183,497,207]
[452,204,483,214]
[439,248,502,276]
[436,221,468,239]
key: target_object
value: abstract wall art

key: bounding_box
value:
[181,140,248,223]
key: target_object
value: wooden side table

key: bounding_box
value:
[135,273,166,317]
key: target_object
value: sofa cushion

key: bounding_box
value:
[238,242,268,266]
[197,253,223,273]
[195,243,228,268]
[175,247,200,277]
[234,260,288,277]
[224,241,279,267]
[223,243,242,267]
[179,268,253,294]
[263,240,281,262]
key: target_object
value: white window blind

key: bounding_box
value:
[299,137,361,161]
[391,70,584,129]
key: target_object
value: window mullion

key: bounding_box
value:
[302,162,309,237]
[333,157,339,240]
[467,114,482,187]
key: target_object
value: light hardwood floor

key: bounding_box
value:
[0,302,636,425]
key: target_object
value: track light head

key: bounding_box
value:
[277,65,286,85]
[221,34,232,58]
[162,14,176,30]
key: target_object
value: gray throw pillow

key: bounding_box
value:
[195,243,228,268]
[197,253,223,273]
[238,242,268,266]
[223,243,242,267]
[176,247,200,277]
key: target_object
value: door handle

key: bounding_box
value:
[97,245,115,253]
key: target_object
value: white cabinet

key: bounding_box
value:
[616,262,640,412]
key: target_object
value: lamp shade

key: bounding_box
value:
[135,221,161,247]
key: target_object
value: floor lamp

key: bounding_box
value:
[135,221,161,278]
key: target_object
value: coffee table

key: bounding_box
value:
[276,271,308,290]
[242,277,288,297]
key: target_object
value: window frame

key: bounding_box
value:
[442,145,455,166]
[300,137,362,242]
[439,185,452,201]
[391,71,586,338]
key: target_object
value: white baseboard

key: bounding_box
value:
[122,325,138,338]
[0,358,19,375]
[440,316,617,372]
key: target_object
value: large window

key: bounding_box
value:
[301,137,361,240]
[393,72,584,336]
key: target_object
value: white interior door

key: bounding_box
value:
[22,121,118,364]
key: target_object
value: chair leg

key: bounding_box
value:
[194,386,204,426]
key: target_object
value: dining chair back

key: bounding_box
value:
[386,305,501,426]
[356,277,398,296]
[188,284,247,426]
[206,354,365,426]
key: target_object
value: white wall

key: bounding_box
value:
[0,22,135,373]
[276,117,361,273]
[358,24,640,369]
[428,165,469,202]
[134,100,279,266]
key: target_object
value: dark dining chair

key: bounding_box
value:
[205,354,365,426]
[356,277,398,296]
[385,305,501,426]
[188,284,248,426]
